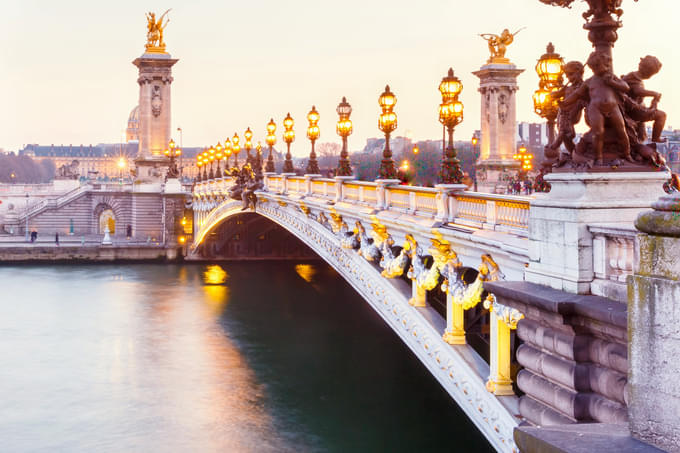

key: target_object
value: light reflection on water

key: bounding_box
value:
[0,263,491,453]
[0,264,298,452]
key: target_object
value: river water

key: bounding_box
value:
[0,262,491,452]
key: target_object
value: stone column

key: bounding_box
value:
[472,64,523,193]
[628,192,680,452]
[132,52,178,182]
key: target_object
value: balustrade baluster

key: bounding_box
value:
[484,295,523,396]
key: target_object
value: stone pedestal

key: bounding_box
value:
[164,178,183,194]
[525,171,668,294]
[627,193,680,452]
[473,63,523,194]
[134,156,172,183]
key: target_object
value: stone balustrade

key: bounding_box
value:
[193,175,531,236]
[589,224,638,302]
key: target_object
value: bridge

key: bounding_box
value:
[191,171,670,452]
[193,174,528,451]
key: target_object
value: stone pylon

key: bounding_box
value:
[472,63,523,193]
[132,51,178,182]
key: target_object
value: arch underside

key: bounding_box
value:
[194,198,519,452]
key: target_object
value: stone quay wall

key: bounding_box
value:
[11,190,187,244]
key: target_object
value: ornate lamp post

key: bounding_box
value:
[208,146,216,179]
[265,118,277,172]
[533,43,564,146]
[214,142,223,176]
[306,106,320,174]
[336,96,353,177]
[378,85,397,179]
[202,151,209,180]
[244,127,253,166]
[256,142,263,173]
[232,133,241,168]
[282,113,295,173]
[513,144,534,179]
[438,68,464,184]
[163,138,182,179]
[224,138,232,171]
[471,131,480,191]
[196,155,202,182]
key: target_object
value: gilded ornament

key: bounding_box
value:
[479,28,524,64]
[145,9,171,53]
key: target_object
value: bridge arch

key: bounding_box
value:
[193,196,519,452]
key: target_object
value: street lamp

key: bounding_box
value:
[282,113,295,173]
[265,118,277,172]
[232,133,241,168]
[117,157,126,184]
[378,85,397,179]
[533,42,564,146]
[196,156,203,182]
[224,138,233,171]
[201,150,208,180]
[215,142,223,176]
[208,146,216,179]
[306,106,320,174]
[244,127,253,166]
[177,127,183,176]
[164,138,182,179]
[336,96,353,177]
[513,144,533,179]
[438,68,464,184]
[256,142,263,174]
[25,193,29,242]
[471,131,480,191]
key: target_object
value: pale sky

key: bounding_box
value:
[1,0,678,156]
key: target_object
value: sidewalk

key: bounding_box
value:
[0,234,165,247]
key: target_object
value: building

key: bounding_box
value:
[17,106,207,180]
[517,122,549,148]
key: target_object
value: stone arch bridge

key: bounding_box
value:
[192,172,660,452]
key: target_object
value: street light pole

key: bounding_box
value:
[378,85,398,179]
[177,127,183,177]
[336,96,353,177]
[25,193,29,242]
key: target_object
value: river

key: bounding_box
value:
[0,262,492,452]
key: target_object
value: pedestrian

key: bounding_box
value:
[55,232,59,246]
[126,224,132,240]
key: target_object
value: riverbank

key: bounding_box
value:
[0,243,182,262]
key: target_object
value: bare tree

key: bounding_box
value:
[316,142,341,172]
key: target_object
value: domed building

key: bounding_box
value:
[126,105,140,143]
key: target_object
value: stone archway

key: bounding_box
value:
[99,209,116,234]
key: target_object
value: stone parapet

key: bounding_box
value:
[525,171,668,294]
[628,228,680,452]
[485,281,628,427]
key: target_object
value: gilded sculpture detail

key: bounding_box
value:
[479,28,524,64]
[145,10,171,53]
[538,0,666,170]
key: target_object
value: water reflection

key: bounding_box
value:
[294,264,316,283]
[204,264,228,285]
[0,263,491,453]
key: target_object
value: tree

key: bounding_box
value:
[316,142,341,171]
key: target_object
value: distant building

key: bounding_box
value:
[517,122,549,148]
[126,105,140,143]
[17,106,207,180]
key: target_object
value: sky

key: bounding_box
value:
[1,0,678,156]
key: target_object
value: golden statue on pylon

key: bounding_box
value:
[479,28,524,64]
[145,9,171,53]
